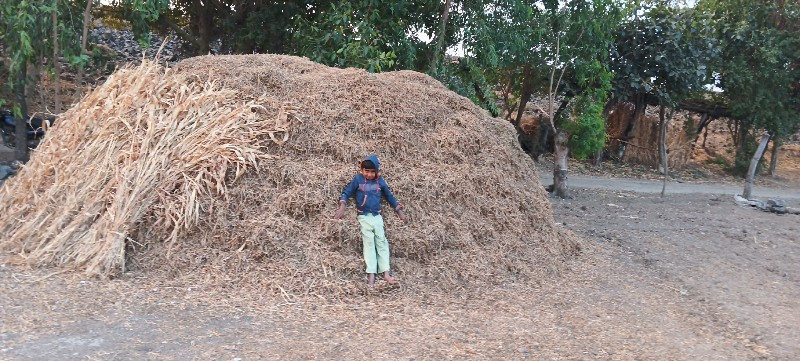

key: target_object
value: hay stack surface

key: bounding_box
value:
[0,55,577,297]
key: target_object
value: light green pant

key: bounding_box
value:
[358,214,390,274]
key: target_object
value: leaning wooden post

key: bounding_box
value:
[658,105,668,198]
[742,132,771,200]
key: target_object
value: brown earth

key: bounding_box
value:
[2,187,797,360]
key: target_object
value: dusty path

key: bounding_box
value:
[2,188,798,360]
[539,172,800,200]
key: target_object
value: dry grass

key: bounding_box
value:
[0,60,294,275]
[0,54,579,298]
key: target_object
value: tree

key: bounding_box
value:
[542,0,622,198]
[428,0,453,73]
[1,0,82,160]
[608,4,718,162]
[293,0,432,72]
[462,0,546,128]
[697,0,800,176]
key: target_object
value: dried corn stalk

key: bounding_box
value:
[0,60,293,276]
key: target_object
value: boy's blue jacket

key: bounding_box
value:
[339,155,400,215]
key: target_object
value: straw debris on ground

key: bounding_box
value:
[0,54,579,298]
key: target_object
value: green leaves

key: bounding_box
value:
[610,4,719,107]
[293,0,422,73]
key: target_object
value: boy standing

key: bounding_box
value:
[334,155,407,287]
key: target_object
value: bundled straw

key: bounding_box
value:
[0,60,294,276]
[1,55,579,297]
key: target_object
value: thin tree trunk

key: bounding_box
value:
[552,97,571,127]
[768,138,780,176]
[552,128,570,198]
[502,72,517,121]
[52,0,61,114]
[75,0,93,100]
[691,113,709,152]
[658,105,669,198]
[618,95,645,159]
[14,63,30,162]
[196,2,214,55]
[429,0,452,73]
[514,65,533,128]
[742,133,771,200]
[36,54,46,109]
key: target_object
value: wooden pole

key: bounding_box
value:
[75,0,94,100]
[52,0,61,114]
[659,106,669,198]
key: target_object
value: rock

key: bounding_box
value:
[766,199,787,214]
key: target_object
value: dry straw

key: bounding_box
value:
[1,55,579,298]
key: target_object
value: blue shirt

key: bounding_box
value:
[339,173,400,215]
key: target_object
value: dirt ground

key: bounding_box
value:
[2,185,798,360]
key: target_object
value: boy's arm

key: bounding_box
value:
[339,176,359,203]
[334,176,358,219]
[379,177,407,222]
[378,176,401,210]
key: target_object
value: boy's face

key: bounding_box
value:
[361,168,377,180]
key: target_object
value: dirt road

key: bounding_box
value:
[539,172,800,200]
[1,186,798,360]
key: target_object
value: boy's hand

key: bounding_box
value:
[334,203,346,219]
[397,210,409,223]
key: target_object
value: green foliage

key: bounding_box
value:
[564,61,613,159]
[293,0,422,72]
[433,59,500,117]
[120,0,169,47]
[697,0,799,176]
[0,0,87,112]
[549,0,622,157]
[610,4,719,107]
[218,2,307,54]
[707,154,731,170]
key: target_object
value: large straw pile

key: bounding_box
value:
[0,55,578,297]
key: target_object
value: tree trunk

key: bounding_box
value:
[768,138,780,176]
[14,63,29,162]
[502,72,517,121]
[690,113,709,152]
[75,0,93,100]
[658,105,669,197]
[429,0,452,73]
[534,117,550,160]
[514,65,533,128]
[52,0,61,114]
[618,95,645,160]
[196,2,214,55]
[552,128,570,198]
[552,97,571,128]
[742,133,771,200]
[35,54,46,109]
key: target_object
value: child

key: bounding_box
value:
[334,155,407,287]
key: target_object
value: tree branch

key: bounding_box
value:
[159,16,207,53]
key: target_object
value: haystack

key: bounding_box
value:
[0,55,578,297]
